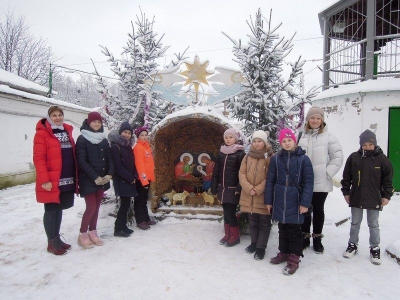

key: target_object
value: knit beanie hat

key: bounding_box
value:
[279,128,297,144]
[359,129,377,147]
[119,121,133,135]
[306,106,324,122]
[252,130,269,146]
[87,111,102,124]
[134,126,148,138]
[224,128,240,141]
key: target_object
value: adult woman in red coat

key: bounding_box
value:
[33,106,78,256]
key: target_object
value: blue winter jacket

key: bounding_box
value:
[264,147,314,224]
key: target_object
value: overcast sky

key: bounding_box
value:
[3,0,337,90]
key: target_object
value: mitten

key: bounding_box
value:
[102,175,112,184]
[94,177,103,185]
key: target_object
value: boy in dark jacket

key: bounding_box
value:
[341,129,393,265]
[265,128,314,275]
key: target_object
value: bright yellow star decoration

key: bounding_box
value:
[180,55,214,93]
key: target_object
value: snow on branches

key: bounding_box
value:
[95,9,186,131]
[223,8,318,150]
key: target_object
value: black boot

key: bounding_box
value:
[114,229,131,237]
[313,234,324,254]
[245,242,257,254]
[254,248,265,260]
[123,226,134,234]
[302,232,311,249]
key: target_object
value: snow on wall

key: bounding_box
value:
[0,69,49,96]
[312,79,400,181]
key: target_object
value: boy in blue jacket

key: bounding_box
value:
[265,128,314,275]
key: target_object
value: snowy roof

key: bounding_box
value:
[153,105,236,132]
[0,69,49,96]
[313,78,400,100]
[0,69,91,112]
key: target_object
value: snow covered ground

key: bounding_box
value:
[1,184,399,300]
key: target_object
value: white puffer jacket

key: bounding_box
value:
[297,125,343,192]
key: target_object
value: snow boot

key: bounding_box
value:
[88,230,104,246]
[137,222,150,230]
[219,223,230,245]
[57,234,71,250]
[225,226,240,247]
[254,248,265,261]
[47,237,67,255]
[282,254,300,275]
[114,229,131,237]
[78,232,94,249]
[343,242,358,258]
[123,226,134,235]
[370,246,381,265]
[312,234,324,254]
[147,220,157,225]
[270,252,289,265]
[302,232,311,249]
[245,242,257,254]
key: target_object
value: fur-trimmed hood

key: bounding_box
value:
[108,130,135,148]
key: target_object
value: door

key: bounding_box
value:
[388,107,400,191]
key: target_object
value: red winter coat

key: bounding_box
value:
[33,119,78,204]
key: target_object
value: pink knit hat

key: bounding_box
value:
[223,128,241,141]
[279,128,297,144]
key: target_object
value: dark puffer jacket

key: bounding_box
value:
[76,120,114,197]
[108,131,138,198]
[264,147,314,224]
[341,147,394,210]
[211,147,245,204]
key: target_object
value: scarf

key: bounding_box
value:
[108,130,134,148]
[81,129,106,144]
[46,116,64,130]
[220,143,244,155]
[248,146,267,159]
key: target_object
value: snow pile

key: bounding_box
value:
[0,184,399,300]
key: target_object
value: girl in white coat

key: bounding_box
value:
[297,106,343,254]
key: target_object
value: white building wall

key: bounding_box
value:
[0,91,91,188]
[312,87,400,182]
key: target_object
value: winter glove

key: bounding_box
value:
[94,177,103,185]
[101,175,112,185]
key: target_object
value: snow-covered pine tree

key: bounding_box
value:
[95,10,172,130]
[224,8,318,150]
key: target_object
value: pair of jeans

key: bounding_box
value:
[134,181,151,224]
[222,203,238,227]
[115,196,131,231]
[80,189,104,232]
[43,191,74,239]
[349,207,380,247]
[249,213,272,249]
[301,192,328,235]
[278,222,303,257]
